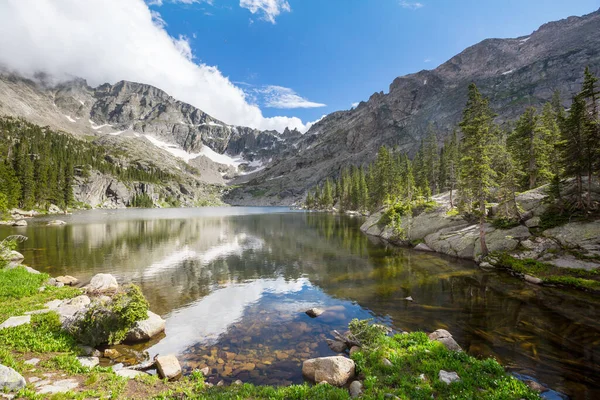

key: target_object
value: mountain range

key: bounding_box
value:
[1,8,599,208]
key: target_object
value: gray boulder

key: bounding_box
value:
[86,273,119,293]
[428,329,462,352]
[125,311,166,342]
[0,365,26,392]
[302,356,355,386]
[439,370,460,384]
[12,219,27,227]
[349,380,363,398]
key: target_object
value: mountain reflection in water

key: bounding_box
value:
[3,207,599,398]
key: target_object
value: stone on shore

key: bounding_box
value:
[428,329,462,352]
[36,379,78,394]
[302,356,355,386]
[0,315,31,330]
[305,308,324,318]
[116,369,147,379]
[125,311,165,343]
[156,355,182,381]
[12,219,27,227]
[439,370,460,384]
[77,357,99,369]
[6,251,24,262]
[349,380,363,398]
[0,365,26,392]
[86,273,119,293]
[56,275,79,286]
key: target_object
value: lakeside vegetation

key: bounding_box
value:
[305,68,600,256]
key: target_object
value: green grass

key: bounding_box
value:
[0,267,540,399]
[494,253,600,291]
[346,321,539,400]
[0,267,81,321]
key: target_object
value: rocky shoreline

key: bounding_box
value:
[360,182,600,291]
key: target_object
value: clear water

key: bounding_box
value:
[2,208,599,398]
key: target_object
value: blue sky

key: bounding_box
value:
[149,0,600,123]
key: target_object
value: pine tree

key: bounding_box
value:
[508,107,553,190]
[322,179,334,209]
[580,66,600,208]
[423,127,440,194]
[561,94,587,208]
[458,83,497,257]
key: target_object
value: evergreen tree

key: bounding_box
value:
[561,94,587,208]
[580,66,600,208]
[458,83,497,257]
[322,179,334,209]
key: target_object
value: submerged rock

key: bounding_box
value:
[0,365,26,392]
[47,220,67,226]
[326,339,348,353]
[305,308,324,318]
[125,311,166,343]
[302,356,355,386]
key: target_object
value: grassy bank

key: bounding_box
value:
[0,266,539,399]
[493,253,600,291]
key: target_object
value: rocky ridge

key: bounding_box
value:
[226,8,600,205]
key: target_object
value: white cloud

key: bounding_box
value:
[351,102,359,108]
[0,0,309,132]
[399,1,424,10]
[240,0,290,24]
[424,58,432,63]
[259,85,326,109]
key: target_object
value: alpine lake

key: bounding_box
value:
[1,207,599,399]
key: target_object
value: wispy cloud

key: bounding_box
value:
[351,102,359,108]
[424,58,432,63]
[150,10,167,28]
[240,0,290,24]
[399,1,424,10]
[259,85,326,109]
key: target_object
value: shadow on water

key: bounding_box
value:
[2,208,599,398]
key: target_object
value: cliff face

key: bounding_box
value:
[225,9,600,205]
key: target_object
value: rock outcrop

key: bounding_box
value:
[360,184,600,272]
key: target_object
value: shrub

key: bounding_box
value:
[71,284,149,346]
